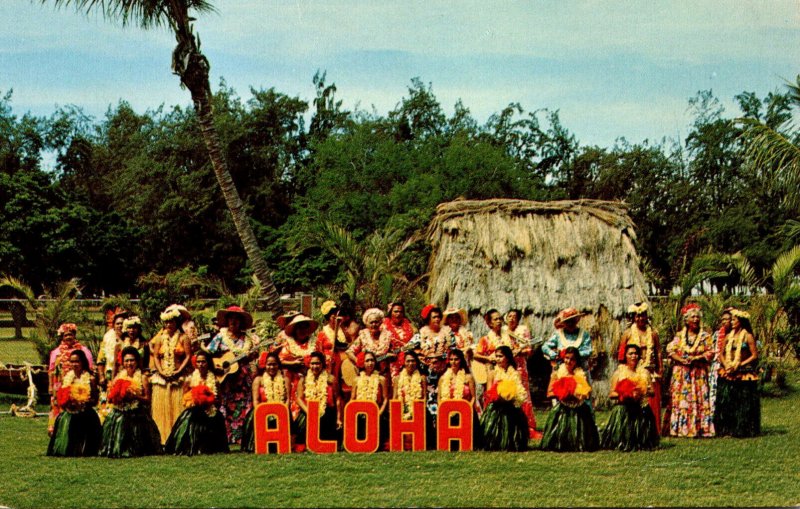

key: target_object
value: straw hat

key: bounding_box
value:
[284,314,319,337]
[553,307,585,328]
[276,310,301,330]
[442,307,467,325]
[216,305,254,330]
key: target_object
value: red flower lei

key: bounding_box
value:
[383,318,414,346]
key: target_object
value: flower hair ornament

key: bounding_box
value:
[258,351,269,370]
[160,308,181,322]
[57,323,78,336]
[680,303,701,317]
[629,302,648,315]
[123,316,142,329]
[731,309,751,320]
[420,304,436,321]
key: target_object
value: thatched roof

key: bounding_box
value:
[426,198,647,331]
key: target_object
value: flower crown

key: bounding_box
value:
[680,303,701,316]
[731,309,751,320]
[628,302,648,315]
[160,308,181,322]
[420,304,436,321]
[57,323,78,336]
[123,316,142,328]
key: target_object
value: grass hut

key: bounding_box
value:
[426,198,649,403]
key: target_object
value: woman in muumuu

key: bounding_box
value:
[99,346,162,458]
[601,344,660,451]
[47,349,102,456]
[164,350,229,455]
[241,352,291,452]
[714,309,760,437]
[540,347,598,452]
[480,346,529,451]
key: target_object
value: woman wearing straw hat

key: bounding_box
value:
[150,305,193,444]
[206,305,261,445]
[542,308,593,373]
[665,303,714,438]
[714,309,760,437]
[278,313,319,419]
[617,303,663,434]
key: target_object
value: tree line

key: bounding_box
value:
[1,74,798,302]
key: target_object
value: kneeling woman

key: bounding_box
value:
[47,349,102,456]
[393,351,430,450]
[351,350,389,450]
[241,352,291,452]
[295,352,342,451]
[164,351,229,455]
[601,344,659,451]
[480,346,529,451]
[540,347,599,452]
[437,348,483,449]
[99,346,162,457]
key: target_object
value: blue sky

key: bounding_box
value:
[1,1,798,150]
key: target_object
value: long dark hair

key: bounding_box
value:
[495,345,516,369]
[70,349,90,372]
[447,348,471,375]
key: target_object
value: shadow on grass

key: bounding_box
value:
[759,426,788,436]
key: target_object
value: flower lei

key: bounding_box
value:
[355,372,381,402]
[190,369,218,396]
[112,370,143,410]
[421,325,451,357]
[322,324,347,345]
[557,328,584,350]
[261,372,286,403]
[397,370,422,418]
[158,329,182,376]
[615,364,650,405]
[451,327,474,351]
[440,368,466,401]
[60,370,92,412]
[284,335,317,359]
[384,318,414,344]
[628,324,656,369]
[357,329,391,356]
[492,365,526,407]
[304,371,329,414]
[220,328,252,356]
[724,328,747,366]
[677,328,706,356]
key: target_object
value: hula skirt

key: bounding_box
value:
[241,409,288,453]
[164,406,229,456]
[600,400,660,451]
[293,406,340,448]
[540,402,599,452]
[47,408,102,457]
[714,378,760,437]
[99,407,163,458]
[480,401,529,451]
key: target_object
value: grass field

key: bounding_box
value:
[1,382,799,508]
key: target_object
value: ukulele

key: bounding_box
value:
[212,338,276,384]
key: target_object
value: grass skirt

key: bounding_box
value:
[164,406,229,456]
[293,406,340,447]
[241,410,288,453]
[480,401,529,451]
[99,407,163,458]
[714,378,760,437]
[540,402,599,452]
[47,408,102,457]
[600,400,659,451]
[151,382,184,445]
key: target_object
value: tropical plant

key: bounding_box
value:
[39,0,284,315]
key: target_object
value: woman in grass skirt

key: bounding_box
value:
[540,347,599,452]
[480,345,529,451]
[601,344,659,451]
[99,346,162,457]
[351,350,389,450]
[241,352,291,452]
[714,309,760,437]
[294,351,342,451]
[47,349,101,456]
[164,350,229,455]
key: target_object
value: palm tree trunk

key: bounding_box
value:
[172,20,282,317]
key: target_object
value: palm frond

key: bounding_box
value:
[0,275,36,304]
[40,0,216,29]
[771,245,800,300]
[780,220,800,243]
[738,117,800,209]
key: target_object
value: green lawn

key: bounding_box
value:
[0,339,40,364]
[1,384,799,508]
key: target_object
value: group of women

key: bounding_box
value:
[45,298,761,457]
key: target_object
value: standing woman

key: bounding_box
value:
[617,303,663,434]
[351,351,389,449]
[383,302,417,380]
[714,309,760,437]
[316,300,344,373]
[347,309,394,384]
[474,309,511,402]
[47,323,94,436]
[540,347,598,452]
[437,348,483,448]
[296,352,342,451]
[99,346,162,457]
[150,306,192,444]
[47,349,101,456]
[164,350,229,455]
[418,306,450,363]
[241,352,291,452]
[601,344,659,451]
[665,303,715,438]
[279,314,319,419]
[480,346,530,451]
[393,351,429,449]
[206,305,261,446]
[97,311,126,390]
[709,308,733,416]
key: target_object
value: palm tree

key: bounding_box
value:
[39,0,283,315]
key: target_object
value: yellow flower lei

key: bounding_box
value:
[62,369,91,388]
[190,369,218,396]
[355,372,381,402]
[158,329,181,376]
[615,364,650,405]
[397,370,422,419]
[676,328,706,355]
[493,365,526,407]
[628,324,656,368]
[304,371,329,414]
[724,328,747,366]
[440,368,466,401]
[284,335,316,358]
[261,372,286,403]
[220,328,253,356]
